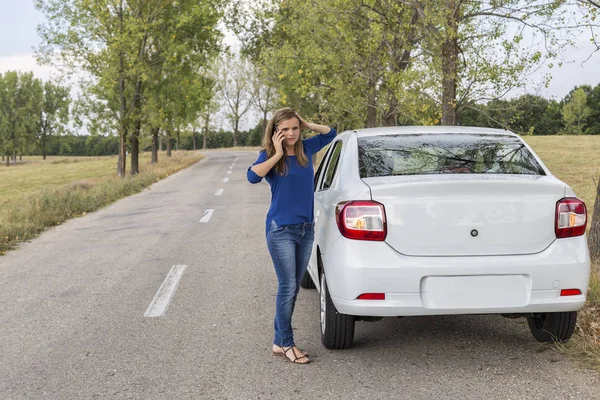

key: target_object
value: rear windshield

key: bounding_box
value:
[358,134,545,178]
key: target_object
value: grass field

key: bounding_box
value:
[0,151,203,254]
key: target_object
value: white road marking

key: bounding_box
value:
[215,189,224,196]
[223,177,229,183]
[227,171,232,175]
[144,265,187,317]
[229,166,233,170]
[199,209,215,223]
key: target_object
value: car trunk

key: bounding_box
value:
[363,175,565,256]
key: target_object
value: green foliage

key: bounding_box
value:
[562,87,592,135]
[238,0,575,127]
[0,71,44,161]
[35,0,224,174]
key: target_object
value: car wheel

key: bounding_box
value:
[300,270,316,289]
[320,270,355,349]
[526,312,577,343]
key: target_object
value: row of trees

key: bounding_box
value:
[2,68,598,164]
[462,84,600,135]
[35,0,224,176]
[23,125,262,157]
[231,0,599,130]
[0,71,70,165]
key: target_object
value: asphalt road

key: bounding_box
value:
[1,150,599,400]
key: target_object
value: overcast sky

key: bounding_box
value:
[1,0,600,131]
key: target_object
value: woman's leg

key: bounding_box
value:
[293,223,315,309]
[266,226,298,348]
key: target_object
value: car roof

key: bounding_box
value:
[346,126,517,137]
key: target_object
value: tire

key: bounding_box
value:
[320,271,355,349]
[300,270,316,289]
[526,312,577,343]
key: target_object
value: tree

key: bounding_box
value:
[0,71,43,166]
[36,0,223,176]
[235,0,429,129]
[585,83,600,135]
[249,63,276,139]
[38,81,70,160]
[562,87,591,135]
[220,54,252,147]
[410,0,572,126]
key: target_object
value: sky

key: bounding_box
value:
[1,0,600,131]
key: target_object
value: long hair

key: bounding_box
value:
[262,107,309,175]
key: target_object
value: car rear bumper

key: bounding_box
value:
[323,236,590,317]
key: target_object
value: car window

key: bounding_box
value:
[314,144,334,192]
[357,134,546,178]
[320,141,343,190]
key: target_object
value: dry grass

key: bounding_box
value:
[0,151,203,254]
[555,261,600,372]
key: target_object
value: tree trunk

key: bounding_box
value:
[262,109,268,136]
[233,121,239,147]
[19,154,22,161]
[130,119,140,175]
[384,91,398,127]
[203,111,210,149]
[366,84,378,128]
[151,127,159,164]
[176,129,180,151]
[441,0,459,126]
[167,130,172,157]
[589,177,600,260]
[385,10,418,126]
[159,133,163,152]
[118,126,127,176]
[116,1,127,177]
[192,129,197,150]
[130,76,143,176]
[13,151,17,166]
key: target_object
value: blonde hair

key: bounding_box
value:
[262,107,309,175]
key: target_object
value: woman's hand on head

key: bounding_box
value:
[296,114,311,131]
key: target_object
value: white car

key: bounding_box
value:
[302,126,590,349]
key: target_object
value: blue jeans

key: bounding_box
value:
[266,220,315,347]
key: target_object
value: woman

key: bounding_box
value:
[247,107,336,364]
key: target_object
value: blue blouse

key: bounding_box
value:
[247,128,337,233]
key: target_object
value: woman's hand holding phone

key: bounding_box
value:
[272,127,285,156]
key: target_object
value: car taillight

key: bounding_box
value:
[560,289,582,296]
[336,200,387,241]
[357,293,385,300]
[555,198,587,238]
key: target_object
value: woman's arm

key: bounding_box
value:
[250,152,282,178]
[298,115,331,135]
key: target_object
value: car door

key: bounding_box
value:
[308,140,344,288]
[307,142,338,285]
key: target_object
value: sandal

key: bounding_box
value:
[272,344,309,358]
[282,346,311,364]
